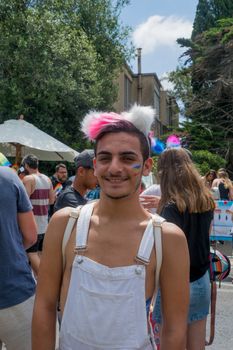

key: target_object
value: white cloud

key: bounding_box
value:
[159,72,174,91]
[133,15,193,54]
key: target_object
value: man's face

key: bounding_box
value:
[94,132,152,200]
[56,167,68,183]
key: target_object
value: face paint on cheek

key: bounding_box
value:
[131,163,142,175]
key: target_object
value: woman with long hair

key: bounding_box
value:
[157,148,215,350]
[202,169,217,189]
[211,169,233,200]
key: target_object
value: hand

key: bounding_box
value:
[139,195,160,210]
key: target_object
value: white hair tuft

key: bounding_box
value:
[122,104,155,136]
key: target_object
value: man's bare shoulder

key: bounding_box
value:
[23,174,34,183]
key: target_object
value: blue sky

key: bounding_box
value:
[121,0,199,88]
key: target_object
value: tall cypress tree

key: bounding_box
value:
[192,0,215,39]
[192,0,233,39]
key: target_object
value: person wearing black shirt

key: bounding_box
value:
[54,150,97,212]
[156,148,215,350]
[211,169,233,200]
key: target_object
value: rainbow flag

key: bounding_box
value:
[54,182,63,196]
[0,152,11,167]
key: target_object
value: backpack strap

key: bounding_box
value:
[62,206,83,271]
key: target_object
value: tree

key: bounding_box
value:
[192,150,226,175]
[0,0,132,150]
[192,0,233,38]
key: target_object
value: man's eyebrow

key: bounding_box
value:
[96,151,137,156]
[96,151,111,156]
[119,151,137,156]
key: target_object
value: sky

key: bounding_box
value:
[121,0,199,89]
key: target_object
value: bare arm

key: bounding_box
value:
[160,223,190,350]
[48,180,55,205]
[32,208,71,350]
[140,194,160,210]
[18,211,37,249]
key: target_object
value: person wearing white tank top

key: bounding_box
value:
[32,106,189,350]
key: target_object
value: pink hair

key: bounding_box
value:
[81,112,122,141]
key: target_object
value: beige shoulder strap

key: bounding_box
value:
[62,206,82,270]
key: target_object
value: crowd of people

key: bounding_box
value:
[0,104,233,350]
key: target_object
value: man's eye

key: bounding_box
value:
[123,157,135,162]
[98,157,110,161]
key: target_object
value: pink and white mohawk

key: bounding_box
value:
[81,104,155,141]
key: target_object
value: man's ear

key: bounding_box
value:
[77,166,84,176]
[143,157,153,176]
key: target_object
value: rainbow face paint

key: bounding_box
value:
[132,164,141,169]
[131,164,142,175]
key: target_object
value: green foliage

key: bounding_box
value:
[0,0,133,151]
[192,0,233,39]
[192,150,226,175]
[168,66,193,116]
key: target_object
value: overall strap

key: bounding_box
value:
[136,214,165,265]
[62,205,82,271]
[75,202,95,250]
[136,219,154,264]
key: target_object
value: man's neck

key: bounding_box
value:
[72,181,87,197]
[29,169,39,175]
[96,194,147,220]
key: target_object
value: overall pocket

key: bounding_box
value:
[67,284,138,348]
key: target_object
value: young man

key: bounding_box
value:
[32,105,189,350]
[0,166,37,350]
[22,154,55,276]
[53,149,97,212]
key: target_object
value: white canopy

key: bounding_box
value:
[0,119,78,162]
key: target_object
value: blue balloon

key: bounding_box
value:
[152,139,165,155]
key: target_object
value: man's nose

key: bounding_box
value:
[108,158,122,173]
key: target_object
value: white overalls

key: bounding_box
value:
[59,202,162,350]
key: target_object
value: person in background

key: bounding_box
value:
[140,183,161,213]
[156,148,215,350]
[86,184,101,201]
[32,105,189,350]
[54,149,97,212]
[211,168,233,200]
[202,169,217,189]
[17,165,26,180]
[22,154,55,276]
[49,163,72,216]
[51,163,71,196]
[0,167,37,350]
